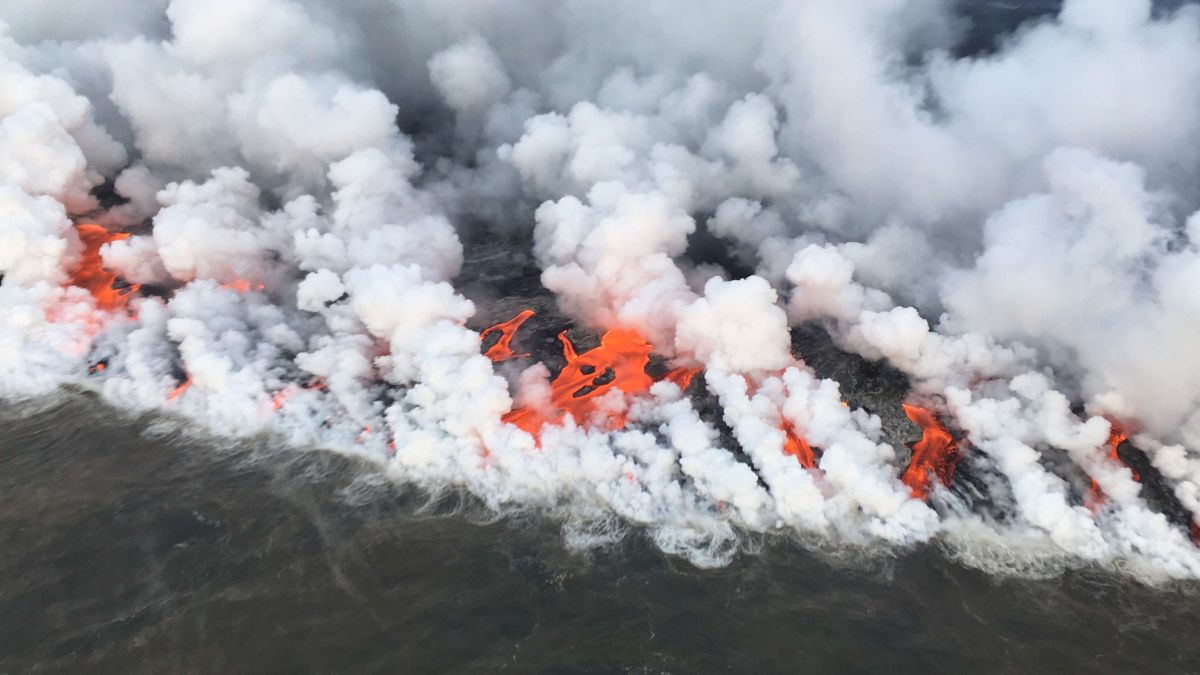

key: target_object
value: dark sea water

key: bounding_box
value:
[2,392,1199,674]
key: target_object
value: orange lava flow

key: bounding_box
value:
[221,279,265,293]
[900,403,960,500]
[271,379,327,411]
[503,325,699,438]
[481,309,535,362]
[782,420,818,469]
[662,366,702,392]
[168,378,192,401]
[1081,423,1199,547]
[69,223,139,310]
[1085,421,1136,512]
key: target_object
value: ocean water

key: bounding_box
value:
[2,392,1198,673]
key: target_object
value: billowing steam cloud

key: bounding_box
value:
[4,0,1200,579]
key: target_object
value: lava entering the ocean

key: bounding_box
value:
[69,223,139,310]
[900,403,960,499]
[1085,421,1137,512]
[482,310,697,437]
[168,377,192,401]
[782,420,818,469]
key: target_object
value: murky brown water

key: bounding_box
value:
[2,391,1198,673]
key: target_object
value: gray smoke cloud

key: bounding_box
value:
[3,0,1200,578]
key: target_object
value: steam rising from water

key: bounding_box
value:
[4,0,1200,579]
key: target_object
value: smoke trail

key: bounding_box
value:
[4,0,1200,579]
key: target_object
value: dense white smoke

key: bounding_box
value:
[4,0,1200,579]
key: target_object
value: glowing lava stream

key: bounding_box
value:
[1084,421,1137,512]
[503,327,699,436]
[480,309,534,362]
[221,279,266,293]
[482,312,966,493]
[1080,423,1200,546]
[271,379,327,410]
[900,403,960,499]
[482,311,822,470]
[168,378,192,401]
[69,223,139,311]
[481,310,699,437]
[782,420,818,469]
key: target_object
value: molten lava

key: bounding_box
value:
[168,378,192,401]
[503,325,698,438]
[492,313,816,458]
[271,387,293,411]
[900,403,960,499]
[782,421,818,469]
[271,379,327,411]
[221,279,265,293]
[662,365,702,392]
[1085,421,1137,512]
[481,309,534,362]
[69,223,139,310]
